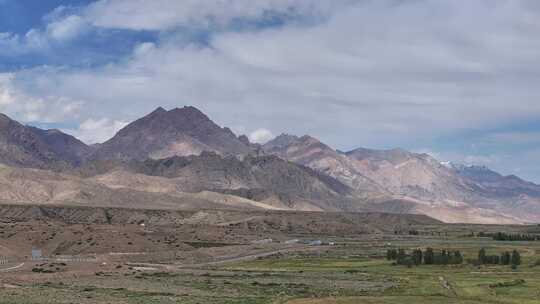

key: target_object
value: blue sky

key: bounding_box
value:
[1,0,540,182]
[0,1,88,33]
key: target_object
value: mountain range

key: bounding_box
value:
[0,106,539,224]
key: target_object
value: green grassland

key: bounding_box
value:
[1,235,539,303]
[227,237,540,303]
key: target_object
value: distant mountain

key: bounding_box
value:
[263,134,539,223]
[451,163,540,194]
[443,163,540,221]
[344,147,481,202]
[262,134,386,196]
[0,113,91,169]
[0,106,539,224]
[89,106,253,161]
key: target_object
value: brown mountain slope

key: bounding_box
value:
[79,152,359,212]
[89,106,253,161]
[0,163,282,211]
[0,113,91,168]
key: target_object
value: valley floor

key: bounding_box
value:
[0,209,539,303]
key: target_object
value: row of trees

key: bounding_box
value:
[387,248,522,267]
[387,248,463,266]
[492,232,540,241]
[478,248,521,266]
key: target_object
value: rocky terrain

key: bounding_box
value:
[0,106,539,224]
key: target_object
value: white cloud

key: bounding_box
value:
[46,15,89,41]
[249,128,274,144]
[83,0,348,31]
[0,73,84,123]
[0,11,88,56]
[21,0,540,148]
[64,118,127,144]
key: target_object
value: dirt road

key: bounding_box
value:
[127,245,315,270]
[0,263,25,272]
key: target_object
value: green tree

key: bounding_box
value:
[511,250,521,266]
[441,250,449,265]
[453,251,463,264]
[501,252,511,265]
[387,249,398,260]
[424,248,434,265]
[397,249,406,260]
[412,249,423,265]
[478,248,486,264]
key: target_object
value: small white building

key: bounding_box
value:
[31,249,43,261]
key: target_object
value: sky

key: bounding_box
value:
[1,0,540,182]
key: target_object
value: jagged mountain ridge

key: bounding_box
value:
[262,134,481,202]
[0,106,539,223]
[263,134,540,223]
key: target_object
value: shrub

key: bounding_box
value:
[489,279,525,288]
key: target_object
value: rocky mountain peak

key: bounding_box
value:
[117,106,215,136]
[91,105,253,161]
[264,133,326,150]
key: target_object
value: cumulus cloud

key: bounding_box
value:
[14,1,540,145]
[64,118,127,144]
[0,6,91,57]
[0,73,84,123]
[249,128,274,144]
